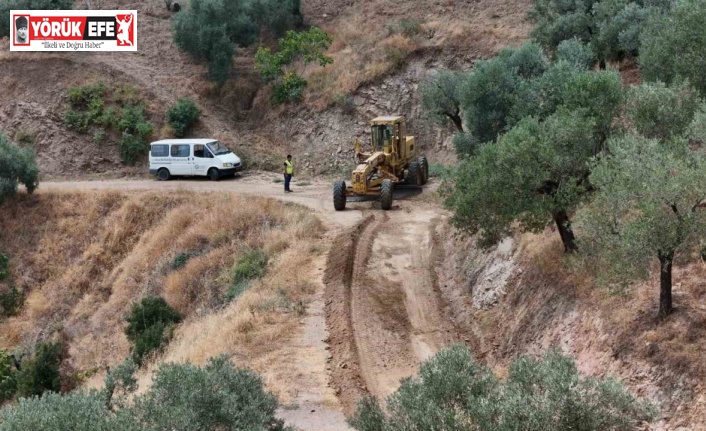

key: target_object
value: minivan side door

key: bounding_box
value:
[169,144,193,175]
[193,144,215,176]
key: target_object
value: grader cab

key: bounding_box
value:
[333,116,428,211]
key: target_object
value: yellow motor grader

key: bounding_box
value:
[333,116,428,211]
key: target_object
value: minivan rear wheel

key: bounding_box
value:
[208,168,220,181]
[157,168,171,181]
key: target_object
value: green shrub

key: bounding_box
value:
[67,83,106,110]
[0,391,137,431]
[134,356,293,430]
[350,345,656,431]
[0,357,292,431]
[14,130,35,148]
[689,102,706,143]
[64,84,154,165]
[125,297,181,366]
[0,286,22,318]
[232,249,268,284]
[119,133,147,166]
[226,280,252,302]
[0,134,39,205]
[428,163,451,178]
[167,99,201,138]
[398,19,421,37]
[0,254,8,281]
[0,351,17,402]
[452,132,478,157]
[92,130,107,145]
[272,72,307,104]
[103,359,138,410]
[15,342,63,398]
[171,252,191,270]
[255,27,333,105]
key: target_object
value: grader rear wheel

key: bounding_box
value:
[418,156,429,185]
[407,161,422,187]
[380,179,393,210]
[333,180,347,211]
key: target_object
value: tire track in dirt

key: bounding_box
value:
[325,206,458,412]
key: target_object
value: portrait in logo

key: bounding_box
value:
[115,13,134,46]
[14,16,29,45]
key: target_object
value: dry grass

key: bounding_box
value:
[0,190,324,392]
[299,0,533,108]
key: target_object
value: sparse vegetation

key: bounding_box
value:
[125,297,181,366]
[171,252,192,270]
[0,254,8,281]
[349,345,656,431]
[64,84,154,165]
[0,134,38,205]
[226,249,268,301]
[166,99,201,138]
[256,27,334,104]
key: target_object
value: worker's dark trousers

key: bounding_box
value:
[284,174,292,191]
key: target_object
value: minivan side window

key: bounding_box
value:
[171,144,190,157]
[194,144,205,158]
[151,144,169,157]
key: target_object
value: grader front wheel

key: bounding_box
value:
[333,180,347,211]
[380,179,393,210]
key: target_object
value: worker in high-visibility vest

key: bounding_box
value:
[283,154,294,193]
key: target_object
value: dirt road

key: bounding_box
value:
[41,173,455,426]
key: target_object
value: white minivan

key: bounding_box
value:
[149,139,242,181]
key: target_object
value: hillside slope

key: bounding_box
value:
[0,0,531,179]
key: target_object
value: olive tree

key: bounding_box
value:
[624,81,701,142]
[0,134,38,205]
[460,43,547,144]
[420,70,465,132]
[349,344,655,431]
[0,356,292,431]
[640,0,706,95]
[577,135,706,318]
[446,70,622,252]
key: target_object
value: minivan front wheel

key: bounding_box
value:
[208,168,221,181]
[157,168,171,181]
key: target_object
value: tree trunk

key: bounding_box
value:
[447,113,464,133]
[552,209,578,253]
[658,251,674,319]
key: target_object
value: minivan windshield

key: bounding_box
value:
[207,141,231,155]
